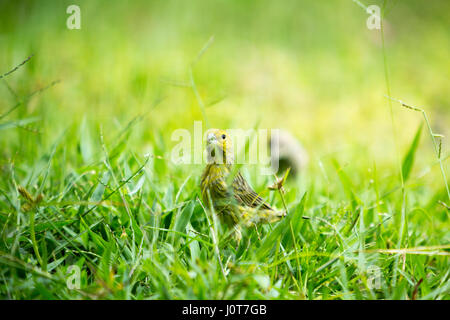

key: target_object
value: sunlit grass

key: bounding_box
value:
[0,0,449,300]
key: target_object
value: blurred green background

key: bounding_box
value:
[0,0,449,299]
[1,0,449,163]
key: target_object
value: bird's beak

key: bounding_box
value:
[206,132,219,160]
[207,132,217,146]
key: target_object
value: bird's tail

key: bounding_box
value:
[240,206,286,226]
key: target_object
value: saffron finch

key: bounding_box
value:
[200,129,285,240]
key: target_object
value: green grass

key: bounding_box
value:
[0,0,449,299]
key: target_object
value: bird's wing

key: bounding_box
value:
[232,172,273,210]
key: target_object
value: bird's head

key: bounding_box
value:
[205,129,234,164]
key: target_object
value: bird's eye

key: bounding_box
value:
[222,134,226,139]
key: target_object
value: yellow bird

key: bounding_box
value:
[200,129,285,240]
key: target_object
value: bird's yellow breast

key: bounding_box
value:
[200,164,230,200]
